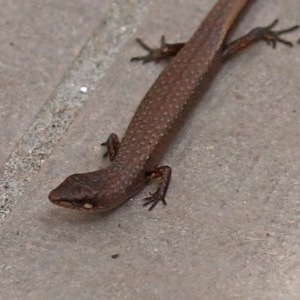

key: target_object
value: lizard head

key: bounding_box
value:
[48,169,125,211]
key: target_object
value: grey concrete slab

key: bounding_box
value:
[1,0,300,299]
[0,0,112,165]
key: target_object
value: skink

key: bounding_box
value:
[49,0,298,211]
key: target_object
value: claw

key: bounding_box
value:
[101,141,109,159]
[143,192,167,211]
[131,35,168,63]
[262,19,299,48]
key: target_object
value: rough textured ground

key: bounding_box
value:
[1,1,300,299]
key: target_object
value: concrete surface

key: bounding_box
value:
[0,0,111,166]
[1,0,300,299]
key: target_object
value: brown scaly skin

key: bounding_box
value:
[49,0,298,212]
[49,168,147,211]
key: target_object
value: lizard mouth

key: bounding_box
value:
[48,195,91,210]
[48,189,94,210]
[50,200,77,209]
[53,200,94,210]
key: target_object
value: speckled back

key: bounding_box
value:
[113,0,251,180]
